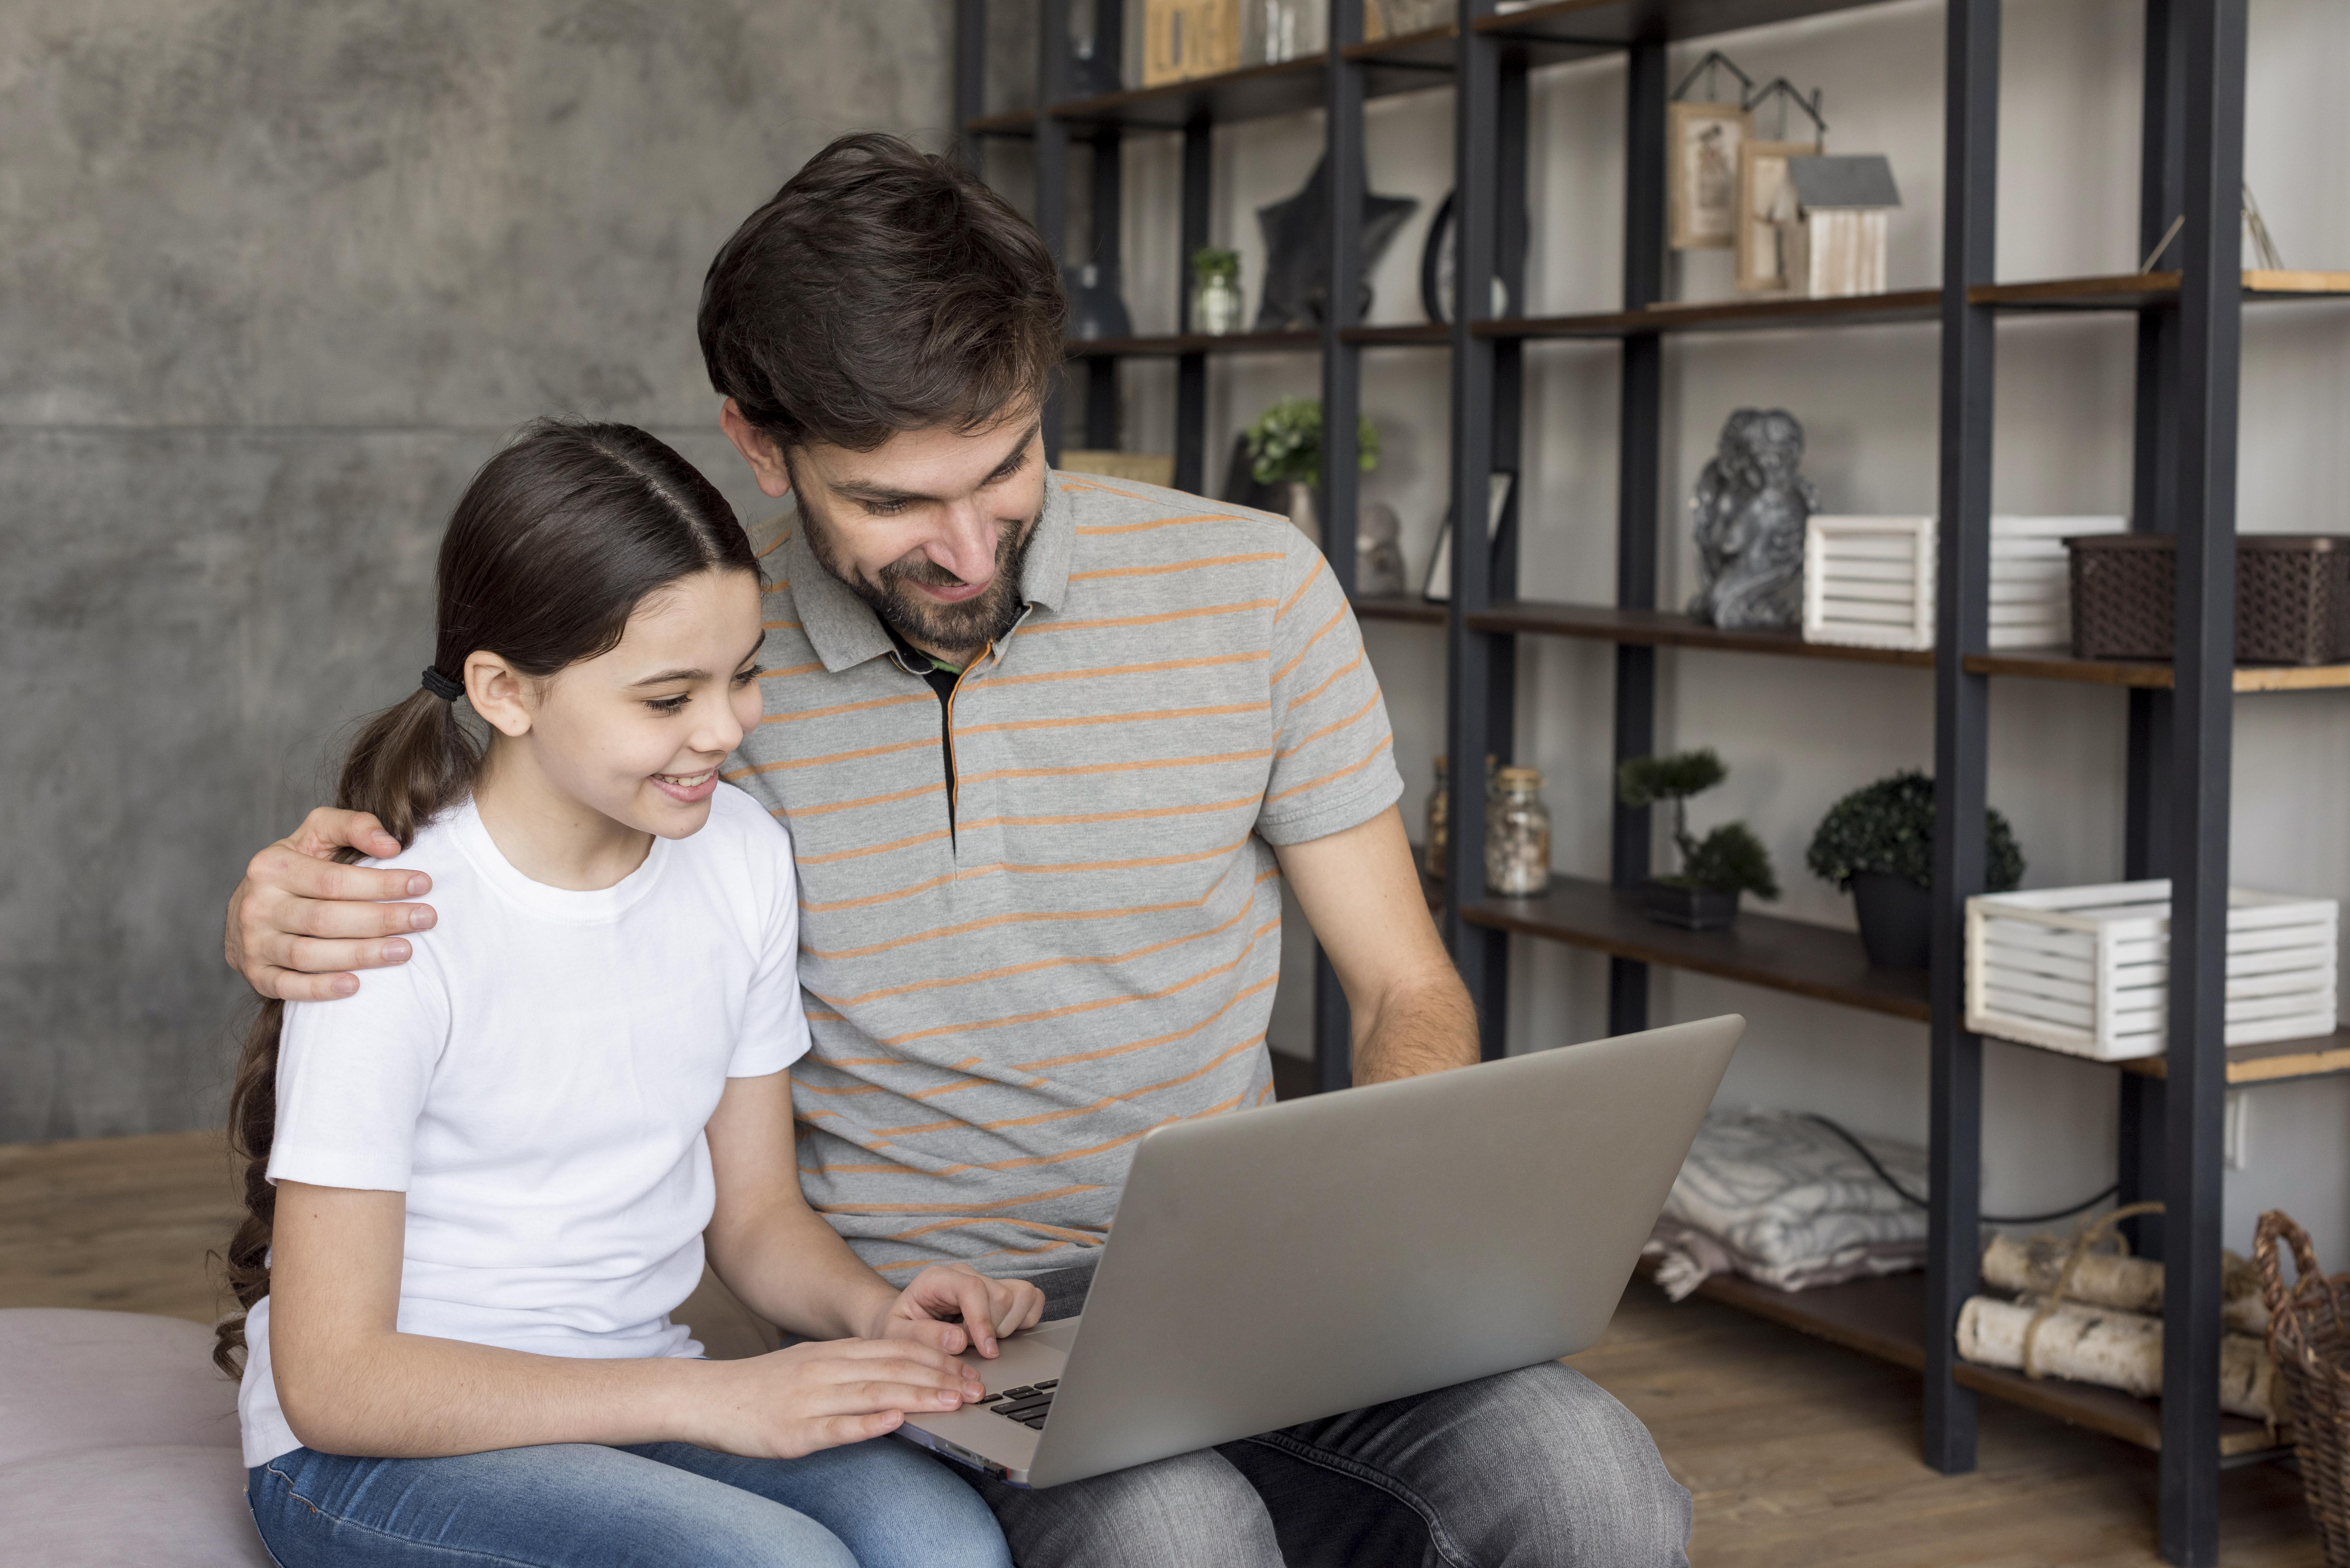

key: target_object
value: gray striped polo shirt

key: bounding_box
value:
[725,469,1401,1279]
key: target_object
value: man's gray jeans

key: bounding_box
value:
[926,1264,1692,1568]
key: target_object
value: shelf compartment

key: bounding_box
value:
[2119,1026,2350,1086]
[1064,330,1318,358]
[1672,1267,2280,1457]
[1461,874,1931,1022]
[1353,595,1448,625]
[1341,322,1453,347]
[1466,600,1933,669]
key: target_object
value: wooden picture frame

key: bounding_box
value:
[1667,102,1749,250]
[1733,139,1819,293]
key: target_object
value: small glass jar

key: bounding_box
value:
[1193,271,1243,336]
[1423,756,1449,882]
[1485,765,1552,896]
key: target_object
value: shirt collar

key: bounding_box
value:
[782,470,1075,675]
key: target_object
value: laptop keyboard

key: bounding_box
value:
[974,1378,1058,1430]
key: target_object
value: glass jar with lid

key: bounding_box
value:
[1484,765,1552,896]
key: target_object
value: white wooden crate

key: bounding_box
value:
[1803,516,2126,651]
[1966,880,2339,1061]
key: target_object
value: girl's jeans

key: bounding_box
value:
[248,1436,1012,1568]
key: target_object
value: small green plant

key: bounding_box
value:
[1244,397,1380,489]
[1191,246,1240,283]
[1805,770,2025,893]
[1618,748,1780,900]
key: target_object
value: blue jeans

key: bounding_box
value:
[247,1437,1012,1568]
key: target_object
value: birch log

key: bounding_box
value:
[1956,1295,2277,1421]
[1980,1234,2271,1334]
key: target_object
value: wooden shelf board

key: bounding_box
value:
[1064,330,1317,358]
[1353,595,1448,625]
[1475,0,1900,49]
[1965,646,2350,691]
[1466,600,1934,669]
[967,39,1461,136]
[1974,270,2350,312]
[1460,874,1931,1022]
[1482,289,1942,340]
[2117,1026,2350,1086]
[1674,1267,2276,1455]
[1341,322,1454,347]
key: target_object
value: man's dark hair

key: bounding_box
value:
[699,133,1066,452]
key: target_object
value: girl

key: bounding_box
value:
[215,421,1037,1568]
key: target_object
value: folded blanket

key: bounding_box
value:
[1643,1109,1929,1299]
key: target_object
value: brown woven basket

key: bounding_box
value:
[2258,1210,2350,1563]
[2069,535,2350,665]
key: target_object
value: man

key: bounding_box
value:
[228,133,1690,1567]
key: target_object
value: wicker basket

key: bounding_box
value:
[2069,535,2350,665]
[2257,1211,2350,1564]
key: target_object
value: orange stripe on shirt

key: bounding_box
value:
[761,691,933,725]
[872,1238,1098,1273]
[1275,690,1380,759]
[1281,647,1364,715]
[954,700,1268,738]
[820,899,1257,1008]
[1072,513,1243,536]
[813,1184,1105,1217]
[956,794,1259,832]
[798,834,1257,915]
[1275,554,1327,621]
[1264,734,1394,804]
[1011,973,1279,1073]
[758,661,824,680]
[727,737,934,780]
[838,1075,1258,1171]
[755,530,794,558]
[801,866,1237,961]
[978,651,1267,689]
[1272,603,1346,685]
[793,828,955,866]
[1015,599,1275,636]
[1066,551,1284,583]
[784,781,946,820]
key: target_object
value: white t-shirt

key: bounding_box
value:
[237,783,809,1467]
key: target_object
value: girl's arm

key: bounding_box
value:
[703,1071,1044,1357]
[267,1180,980,1459]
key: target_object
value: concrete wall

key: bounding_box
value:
[1,0,953,1141]
[1102,0,2350,1258]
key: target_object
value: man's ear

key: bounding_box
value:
[720,399,794,500]
[464,652,535,739]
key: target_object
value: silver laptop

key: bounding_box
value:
[894,1014,1743,1489]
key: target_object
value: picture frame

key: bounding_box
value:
[1421,471,1517,603]
[1734,139,1820,292]
[1667,102,1750,250]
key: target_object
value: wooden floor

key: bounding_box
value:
[0,1125,2324,1566]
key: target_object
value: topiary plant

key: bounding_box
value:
[1618,748,1780,900]
[1804,769,2024,893]
[1244,397,1380,489]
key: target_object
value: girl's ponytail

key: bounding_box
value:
[213,689,483,1376]
[212,418,751,1378]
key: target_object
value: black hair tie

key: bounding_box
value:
[419,667,465,703]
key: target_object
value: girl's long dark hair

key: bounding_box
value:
[214,420,757,1376]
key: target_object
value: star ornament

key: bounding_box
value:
[1253,155,1419,331]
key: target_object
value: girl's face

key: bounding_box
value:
[488,568,765,841]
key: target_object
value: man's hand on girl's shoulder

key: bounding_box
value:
[226,806,441,1002]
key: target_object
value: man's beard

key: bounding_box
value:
[802,502,1036,655]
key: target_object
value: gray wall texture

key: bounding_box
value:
[2,0,957,1142]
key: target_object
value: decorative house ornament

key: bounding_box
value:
[1967,881,2340,1061]
[1733,79,1826,293]
[1143,0,1241,87]
[1802,515,2127,652]
[1688,409,1815,629]
[1244,0,1321,64]
[1254,156,1417,330]
[1780,155,1901,298]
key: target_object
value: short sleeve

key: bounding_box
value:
[269,951,452,1193]
[1256,531,1405,846]
[731,811,813,1079]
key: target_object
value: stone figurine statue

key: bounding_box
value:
[1686,408,1818,629]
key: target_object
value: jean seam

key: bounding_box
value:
[258,1461,560,1568]
[1240,1431,1478,1568]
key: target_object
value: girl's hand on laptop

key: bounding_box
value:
[702,1337,983,1458]
[875,1264,1045,1359]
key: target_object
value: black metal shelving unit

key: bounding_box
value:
[955,2,2350,1560]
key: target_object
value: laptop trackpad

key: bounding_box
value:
[955,1315,1080,1388]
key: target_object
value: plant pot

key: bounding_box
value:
[1283,481,1321,551]
[1850,871,1933,969]
[1641,880,1741,931]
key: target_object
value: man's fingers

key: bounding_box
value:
[288,807,402,863]
[247,843,432,905]
[265,933,414,979]
[939,1275,1003,1355]
[253,965,361,1003]
[997,1281,1044,1338]
[277,893,436,942]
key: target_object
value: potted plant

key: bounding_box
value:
[1243,396,1379,548]
[1190,247,1243,336]
[1805,770,2025,969]
[1617,749,1780,930]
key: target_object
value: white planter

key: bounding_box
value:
[1802,515,2127,651]
[1965,880,2340,1062]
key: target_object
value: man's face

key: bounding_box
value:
[769,410,1047,659]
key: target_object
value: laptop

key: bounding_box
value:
[894,1014,1743,1489]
